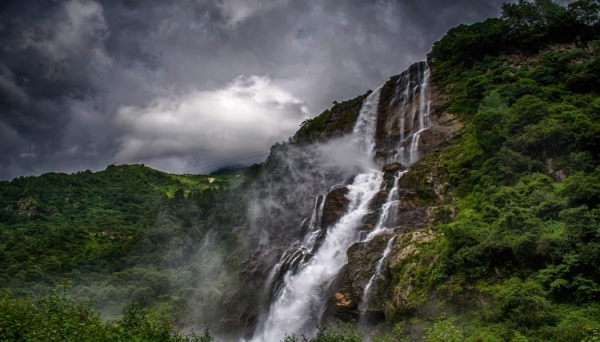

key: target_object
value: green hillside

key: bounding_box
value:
[0,164,245,326]
[387,0,600,340]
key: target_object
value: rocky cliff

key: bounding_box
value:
[321,62,463,327]
[226,60,464,341]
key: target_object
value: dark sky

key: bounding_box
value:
[0,0,516,179]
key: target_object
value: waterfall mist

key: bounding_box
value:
[230,61,433,341]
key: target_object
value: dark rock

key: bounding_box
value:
[382,162,406,174]
[361,310,386,325]
[364,190,388,230]
[323,235,394,323]
[330,291,359,322]
[374,62,434,152]
[416,113,462,157]
[397,189,422,208]
[321,186,350,229]
[395,206,429,229]
[222,244,290,333]
[374,150,389,164]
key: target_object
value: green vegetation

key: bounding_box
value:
[390,0,600,340]
[0,288,215,341]
[0,286,460,342]
[289,93,368,144]
[0,164,245,326]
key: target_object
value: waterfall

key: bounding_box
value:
[304,195,326,250]
[419,67,432,131]
[250,82,383,342]
[360,236,396,314]
[251,172,383,342]
[410,133,421,165]
[263,195,326,298]
[353,86,383,155]
[388,62,432,165]
[249,61,432,341]
[365,171,407,241]
[357,62,431,324]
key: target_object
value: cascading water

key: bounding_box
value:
[249,61,432,341]
[251,172,383,341]
[250,85,383,342]
[364,63,432,241]
[365,171,407,241]
[360,236,396,314]
[355,62,432,325]
[354,87,383,155]
[387,62,432,165]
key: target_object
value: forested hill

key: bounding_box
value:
[0,164,245,324]
[395,0,600,339]
[3,0,600,341]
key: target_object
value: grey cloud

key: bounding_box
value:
[0,0,516,179]
[113,75,307,171]
[0,120,26,153]
[0,65,29,104]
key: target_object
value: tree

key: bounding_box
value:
[508,95,550,134]
[502,1,544,31]
[569,0,600,26]
[474,92,510,153]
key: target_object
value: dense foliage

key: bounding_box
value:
[398,0,600,340]
[289,93,368,144]
[0,287,462,342]
[0,288,215,341]
[0,164,245,325]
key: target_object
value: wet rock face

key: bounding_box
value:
[331,292,357,322]
[374,61,433,160]
[324,230,437,324]
[418,112,461,155]
[323,235,392,323]
[321,186,350,229]
[383,162,406,174]
[323,65,463,327]
[364,189,388,231]
[219,244,291,333]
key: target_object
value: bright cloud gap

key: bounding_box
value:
[114,75,308,174]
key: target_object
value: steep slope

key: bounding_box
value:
[0,165,245,324]
[314,1,600,341]
[220,60,462,341]
[230,2,600,341]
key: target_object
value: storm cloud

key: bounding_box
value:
[0,0,512,179]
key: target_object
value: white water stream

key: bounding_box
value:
[389,62,432,165]
[249,62,432,341]
[250,84,383,342]
[251,172,383,341]
[360,236,396,313]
